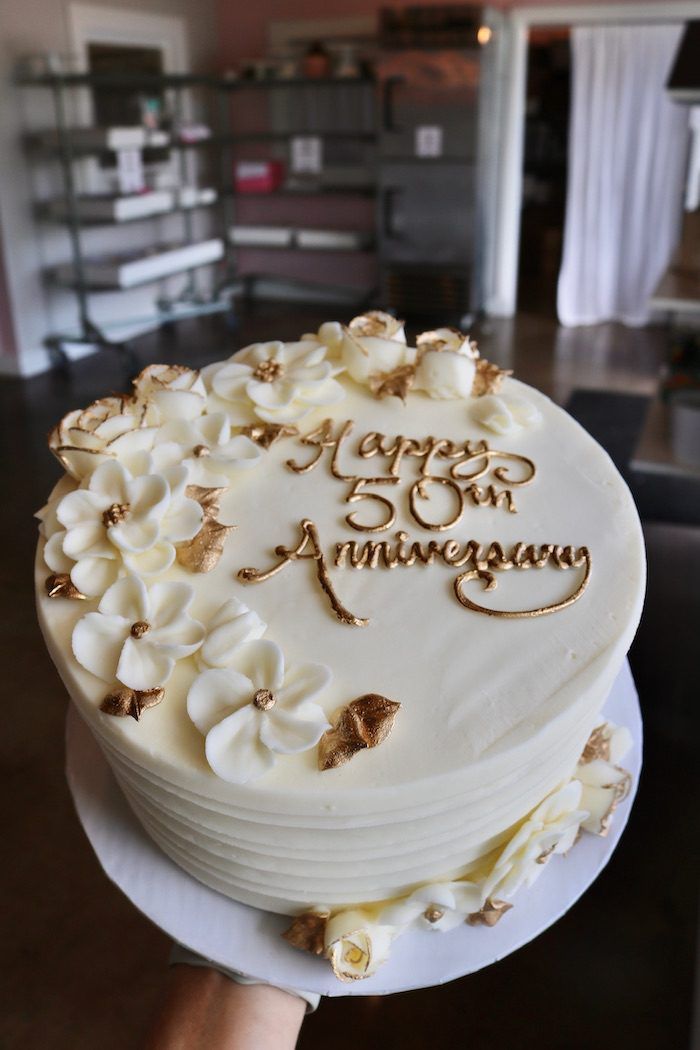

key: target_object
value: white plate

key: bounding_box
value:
[65,661,642,997]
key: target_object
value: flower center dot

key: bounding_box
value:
[344,945,366,966]
[423,906,445,924]
[252,359,284,383]
[102,502,130,527]
[252,688,276,711]
[192,444,210,457]
[130,620,151,639]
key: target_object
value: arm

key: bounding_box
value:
[143,963,307,1050]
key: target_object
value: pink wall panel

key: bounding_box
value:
[218,0,647,66]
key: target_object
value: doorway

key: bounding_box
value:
[516,28,570,317]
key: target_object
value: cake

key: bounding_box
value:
[36,314,644,981]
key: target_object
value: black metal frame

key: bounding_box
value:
[19,70,384,370]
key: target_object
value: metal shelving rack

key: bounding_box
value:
[18,70,380,367]
[19,71,235,367]
[221,75,378,306]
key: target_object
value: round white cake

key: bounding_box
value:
[36,316,644,979]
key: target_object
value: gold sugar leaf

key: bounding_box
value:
[100,686,165,721]
[186,484,228,520]
[281,910,330,956]
[466,899,513,927]
[472,358,512,397]
[580,724,611,764]
[318,694,401,771]
[176,519,236,573]
[240,423,300,449]
[369,365,416,403]
[138,687,166,712]
[45,573,87,600]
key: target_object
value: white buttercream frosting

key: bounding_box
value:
[472,393,543,435]
[380,879,482,932]
[574,721,633,835]
[301,321,345,360]
[152,415,262,488]
[341,312,411,384]
[414,348,476,400]
[72,575,204,690]
[324,909,396,981]
[198,597,268,669]
[48,460,203,597]
[205,341,345,425]
[187,640,332,784]
[48,397,157,482]
[133,364,208,422]
[36,318,644,983]
[480,780,588,903]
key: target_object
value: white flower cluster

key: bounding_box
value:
[299,723,632,981]
[39,357,336,740]
[40,336,351,603]
[187,598,332,785]
[339,311,480,401]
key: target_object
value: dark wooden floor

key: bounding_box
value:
[2,304,699,1049]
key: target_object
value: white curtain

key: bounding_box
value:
[557,24,689,327]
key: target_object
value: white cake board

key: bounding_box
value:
[65,661,642,997]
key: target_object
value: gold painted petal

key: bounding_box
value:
[239,423,300,449]
[369,365,416,402]
[281,910,330,956]
[318,694,401,771]
[466,898,513,927]
[45,573,87,600]
[416,327,478,358]
[349,310,404,340]
[185,484,228,520]
[580,724,611,764]
[176,519,236,573]
[579,768,632,836]
[100,686,165,721]
[472,358,513,397]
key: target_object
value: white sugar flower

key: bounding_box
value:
[133,364,207,422]
[414,349,476,400]
[300,321,345,360]
[324,909,395,982]
[575,724,633,836]
[481,781,588,904]
[472,393,542,435]
[37,495,74,574]
[198,598,267,669]
[412,327,480,399]
[152,414,262,488]
[48,460,203,597]
[340,311,411,384]
[414,353,474,399]
[380,880,482,933]
[187,639,331,784]
[49,396,157,482]
[205,341,345,425]
[416,327,479,358]
[72,575,204,690]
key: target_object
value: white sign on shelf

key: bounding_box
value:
[415,125,443,158]
[291,136,323,175]
[116,148,145,194]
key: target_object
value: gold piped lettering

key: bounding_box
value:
[238,521,591,625]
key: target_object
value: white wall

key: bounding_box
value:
[0,0,219,376]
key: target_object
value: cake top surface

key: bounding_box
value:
[36,316,645,807]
